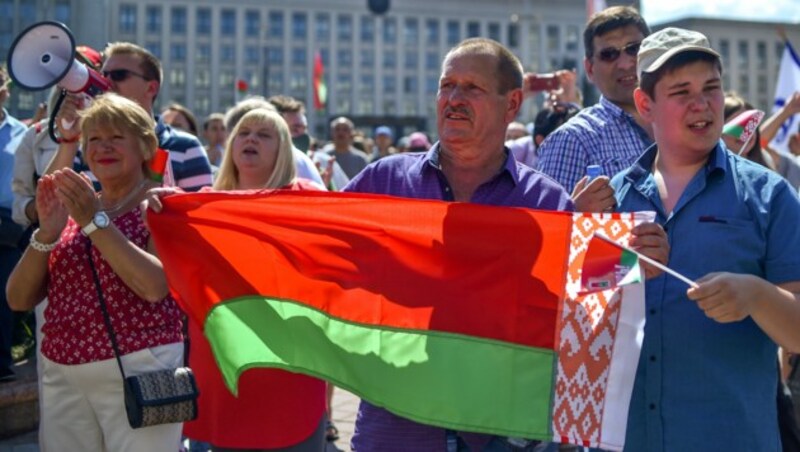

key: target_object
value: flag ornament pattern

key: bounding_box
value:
[313,50,327,110]
[148,191,648,451]
[722,109,765,144]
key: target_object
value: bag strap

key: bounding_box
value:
[86,239,128,380]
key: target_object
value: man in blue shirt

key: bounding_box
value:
[537,6,653,195]
[613,27,800,450]
[0,66,30,381]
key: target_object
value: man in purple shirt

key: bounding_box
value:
[344,37,572,452]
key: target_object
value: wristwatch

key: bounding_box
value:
[81,211,111,236]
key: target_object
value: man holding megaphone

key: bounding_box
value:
[44,41,212,192]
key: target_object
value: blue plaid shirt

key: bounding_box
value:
[536,96,652,193]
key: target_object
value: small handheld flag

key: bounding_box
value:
[580,233,642,293]
[148,148,169,183]
[722,109,765,155]
[581,233,697,293]
[313,50,327,110]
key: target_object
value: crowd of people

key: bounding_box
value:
[1,4,800,452]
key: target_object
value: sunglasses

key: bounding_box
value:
[102,69,150,82]
[596,41,642,63]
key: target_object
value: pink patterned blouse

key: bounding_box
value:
[41,207,183,365]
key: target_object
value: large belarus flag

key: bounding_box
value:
[148,190,647,451]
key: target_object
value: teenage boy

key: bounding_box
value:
[612,27,800,450]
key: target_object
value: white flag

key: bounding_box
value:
[769,40,800,153]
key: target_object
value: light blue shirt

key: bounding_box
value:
[612,143,800,451]
[536,96,652,193]
[0,109,28,210]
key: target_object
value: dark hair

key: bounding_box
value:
[534,103,580,140]
[163,103,198,136]
[639,51,722,100]
[584,6,650,59]
[268,95,306,115]
[445,38,523,94]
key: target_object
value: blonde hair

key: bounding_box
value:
[214,108,296,191]
[79,93,158,174]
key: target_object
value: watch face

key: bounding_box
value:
[94,211,111,228]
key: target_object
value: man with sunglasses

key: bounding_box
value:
[47,42,212,192]
[536,6,653,198]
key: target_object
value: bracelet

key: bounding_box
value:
[58,135,80,144]
[29,229,60,253]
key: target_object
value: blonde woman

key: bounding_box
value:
[7,93,184,450]
[146,108,327,451]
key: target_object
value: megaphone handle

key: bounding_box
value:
[48,89,78,144]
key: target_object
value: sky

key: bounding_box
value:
[640,0,800,25]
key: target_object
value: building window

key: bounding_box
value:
[738,41,749,70]
[145,42,161,59]
[358,98,374,114]
[528,24,540,72]
[403,101,417,115]
[425,75,438,94]
[757,41,767,69]
[361,49,374,68]
[404,18,418,46]
[384,18,397,44]
[195,69,210,88]
[54,0,71,23]
[467,21,480,38]
[383,51,396,69]
[446,21,459,46]
[426,51,438,70]
[221,45,235,63]
[290,69,307,92]
[221,9,236,37]
[426,19,439,46]
[196,8,211,35]
[269,11,284,38]
[266,46,283,65]
[146,6,161,34]
[195,96,209,116]
[383,75,396,93]
[337,15,352,41]
[547,25,560,52]
[292,47,306,66]
[508,23,519,48]
[268,71,283,95]
[245,46,259,64]
[245,10,260,38]
[171,7,186,34]
[316,13,330,40]
[119,4,137,34]
[404,50,418,69]
[337,49,352,66]
[403,76,417,94]
[19,2,35,27]
[738,73,749,95]
[292,12,307,39]
[488,23,500,42]
[171,43,186,62]
[337,73,352,93]
[719,40,730,62]
[566,25,579,52]
[383,99,396,115]
[196,44,210,64]
[220,70,235,88]
[170,68,186,88]
[361,16,374,42]
[360,74,374,95]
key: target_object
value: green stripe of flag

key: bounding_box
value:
[205,296,557,438]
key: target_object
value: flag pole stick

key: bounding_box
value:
[594,233,699,288]
[738,129,757,156]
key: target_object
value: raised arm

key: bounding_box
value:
[761,91,800,143]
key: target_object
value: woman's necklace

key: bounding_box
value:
[100,180,148,215]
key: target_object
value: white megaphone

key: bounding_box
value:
[7,21,110,96]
